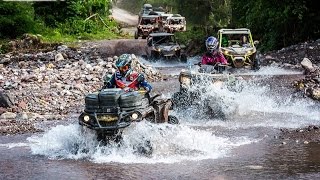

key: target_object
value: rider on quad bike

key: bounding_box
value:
[201,36,228,73]
[104,54,152,93]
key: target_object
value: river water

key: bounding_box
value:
[1,58,320,180]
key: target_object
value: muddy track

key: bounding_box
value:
[82,6,143,57]
[111,6,138,27]
[83,39,146,57]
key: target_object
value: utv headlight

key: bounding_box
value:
[246,50,254,55]
[83,115,90,122]
[223,50,230,55]
[153,47,161,52]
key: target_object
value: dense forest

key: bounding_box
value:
[1,0,319,51]
[0,0,120,42]
[119,0,320,51]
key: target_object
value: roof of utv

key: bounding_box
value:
[218,28,251,34]
[149,32,174,37]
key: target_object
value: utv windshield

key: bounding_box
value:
[153,35,175,45]
[169,19,182,25]
[220,33,253,48]
[141,18,157,25]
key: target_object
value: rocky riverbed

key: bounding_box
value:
[0,36,162,134]
[0,36,319,136]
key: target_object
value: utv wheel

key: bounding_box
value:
[168,115,179,124]
[180,54,187,63]
[252,58,261,70]
[134,31,138,39]
[150,51,160,61]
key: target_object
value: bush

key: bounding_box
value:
[0,2,35,38]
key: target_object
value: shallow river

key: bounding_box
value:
[1,58,320,180]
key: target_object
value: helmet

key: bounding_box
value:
[115,54,132,76]
[205,36,219,53]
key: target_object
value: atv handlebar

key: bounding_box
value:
[194,62,229,67]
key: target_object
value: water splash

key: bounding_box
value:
[174,76,320,129]
[27,122,256,163]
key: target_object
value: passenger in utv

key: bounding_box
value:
[104,54,152,92]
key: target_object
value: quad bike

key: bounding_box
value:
[79,88,178,154]
[172,64,241,119]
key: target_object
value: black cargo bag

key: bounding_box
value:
[99,88,123,108]
[85,92,99,112]
[119,91,145,108]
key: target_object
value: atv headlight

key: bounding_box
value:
[130,112,142,121]
[83,115,90,122]
[131,113,138,120]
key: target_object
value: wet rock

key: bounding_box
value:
[301,58,315,73]
[57,45,68,51]
[0,107,6,115]
[311,88,320,100]
[107,57,114,62]
[0,112,17,119]
[85,75,93,81]
[0,58,10,64]
[17,101,28,110]
[55,53,64,61]
[20,112,29,120]
[0,92,14,108]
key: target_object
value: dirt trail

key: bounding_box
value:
[111,6,138,27]
[81,6,145,57]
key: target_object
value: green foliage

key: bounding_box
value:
[231,0,320,51]
[33,0,111,27]
[0,2,35,38]
[0,0,121,42]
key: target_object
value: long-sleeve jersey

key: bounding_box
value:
[201,51,228,65]
[106,70,152,92]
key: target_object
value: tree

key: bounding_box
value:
[0,2,35,38]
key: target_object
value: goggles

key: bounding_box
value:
[119,65,129,72]
[207,44,217,49]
